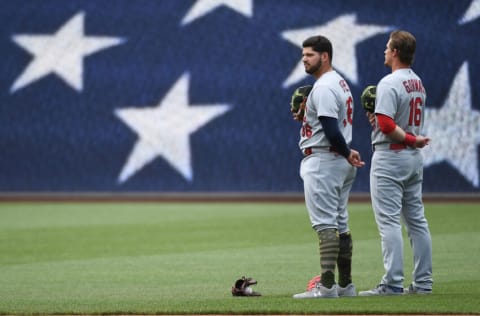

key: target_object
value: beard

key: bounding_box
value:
[304,59,322,74]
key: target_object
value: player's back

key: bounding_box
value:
[376,68,426,136]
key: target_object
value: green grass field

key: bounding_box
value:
[0,201,479,315]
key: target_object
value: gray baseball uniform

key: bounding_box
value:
[299,70,356,233]
[371,68,433,290]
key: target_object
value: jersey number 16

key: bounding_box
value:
[408,97,423,126]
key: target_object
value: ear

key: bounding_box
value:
[320,51,329,62]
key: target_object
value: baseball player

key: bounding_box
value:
[359,30,433,296]
[292,35,364,299]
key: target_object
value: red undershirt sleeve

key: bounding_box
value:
[376,113,396,134]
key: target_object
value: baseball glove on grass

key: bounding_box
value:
[290,85,312,121]
[231,276,261,296]
[360,85,376,112]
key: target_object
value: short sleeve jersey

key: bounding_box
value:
[372,68,427,145]
[299,70,354,150]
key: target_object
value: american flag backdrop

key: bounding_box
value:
[1,0,479,193]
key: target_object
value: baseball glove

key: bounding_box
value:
[290,85,312,121]
[231,276,261,296]
[360,85,376,112]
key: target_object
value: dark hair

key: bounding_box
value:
[302,35,333,62]
[389,30,416,65]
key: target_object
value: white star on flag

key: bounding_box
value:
[459,0,480,24]
[11,11,125,93]
[422,61,480,187]
[115,73,231,183]
[281,14,391,87]
[181,0,253,25]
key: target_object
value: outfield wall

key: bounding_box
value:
[1,1,479,194]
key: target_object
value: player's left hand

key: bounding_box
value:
[347,149,365,167]
[412,135,430,148]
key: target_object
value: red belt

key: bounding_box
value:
[303,147,336,156]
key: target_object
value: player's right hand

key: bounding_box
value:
[292,110,303,121]
[366,112,375,128]
[347,149,365,168]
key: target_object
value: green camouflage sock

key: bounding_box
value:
[317,228,339,288]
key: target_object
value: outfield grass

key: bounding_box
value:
[0,201,479,314]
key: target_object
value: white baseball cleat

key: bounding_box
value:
[404,283,432,295]
[358,284,404,296]
[293,283,339,299]
[337,283,357,297]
